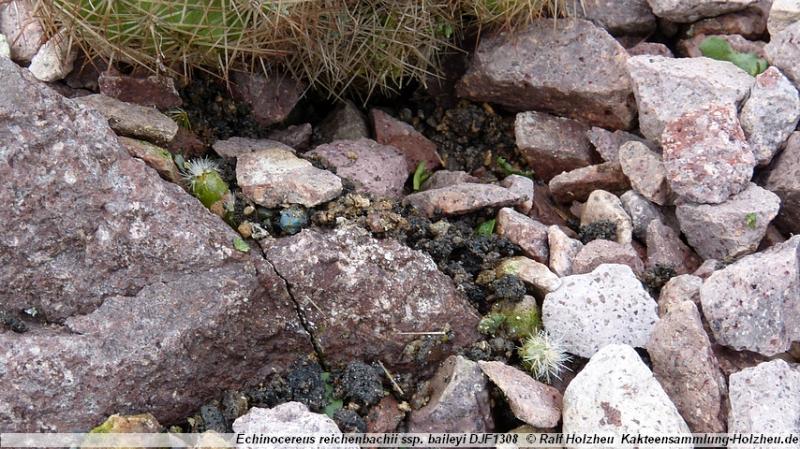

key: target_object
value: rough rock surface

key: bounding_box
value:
[627,41,674,57]
[0,34,9,59]
[317,100,369,143]
[661,104,755,205]
[268,123,313,152]
[421,170,480,191]
[372,109,441,171]
[28,31,76,82]
[768,0,800,35]
[572,240,644,276]
[581,190,634,245]
[727,360,800,435]
[627,55,753,141]
[647,301,727,433]
[496,257,562,295]
[98,72,182,110]
[586,127,655,163]
[236,148,343,208]
[543,264,659,358]
[514,111,595,182]
[457,19,636,130]
[213,137,295,158]
[699,236,800,356]
[0,58,313,431]
[765,21,800,85]
[548,162,629,204]
[117,136,182,183]
[740,66,800,165]
[618,141,671,205]
[500,175,534,214]
[262,225,481,372]
[577,0,657,35]
[496,208,550,263]
[646,220,701,275]
[404,184,523,218]
[308,139,409,198]
[548,225,583,277]
[75,94,179,145]
[658,274,703,316]
[562,344,691,440]
[231,72,304,127]
[688,0,770,38]
[0,0,44,63]
[233,403,356,449]
[676,184,780,260]
[646,0,757,22]
[620,190,668,242]
[765,132,800,234]
[479,361,562,428]
[408,356,493,433]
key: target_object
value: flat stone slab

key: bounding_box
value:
[479,361,563,428]
[404,183,523,217]
[75,94,178,145]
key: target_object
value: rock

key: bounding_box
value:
[0,58,313,431]
[457,19,636,130]
[688,0,770,38]
[620,190,667,242]
[586,127,655,163]
[765,132,800,234]
[548,162,630,204]
[236,147,342,208]
[548,225,584,277]
[658,274,703,316]
[647,0,758,22]
[262,225,481,372]
[28,30,76,82]
[117,136,182,183]
[627,55,753,141]
[563,344,691,439]
[213,137,295,158]
[317,100,369,143]
[404,184,523,218]
[167,127,206,158]
[91,413,162,433]
[496,257,562,295]
[514,111,596,181]
[740,66,800,165]
[500,175,534,214]
[661,103,755,204]
[366,396,405,433]
[75,94,179,145]
[308,139,408,198]
[572,240,644,276]
[233,403,357,449]
[765,21,800,85]
[581,190,633,245]
[0,0,44,63]
[768,0,800,35]
[0,33,9,59]
[421,170,481,191]
[543,264,659,358]
[699,235,800,356]
[267,123,313,152]
[646,220,701,275]
[479,361,562,428]
[577,0,657,35]
[618,141,671,205]
[371,109,441,171]
[694,259,723,278]
[647,301,727,432]
[231,71,304,127]
[97,71,182,110]
[728,359,800,435]
[676,183,780,260]
[626,41,674,57]
[677,33,767,59]
[496,208,550,263]
[408,356,493,433]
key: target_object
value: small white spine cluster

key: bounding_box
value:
[519,329,571,383]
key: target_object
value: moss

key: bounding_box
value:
[642,264,677,294]
[578,220,617,244]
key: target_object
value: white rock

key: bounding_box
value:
[646,0,757,23]
[28,30,76,82]
[627,55,754,141]
[581,190,633,245]
[543,264,659,358]
[547,225,583,277]
[767,0,800,36]
[740,67,800,165]
[563,344,691,445]
[0,0,44,63]
[232,402,357,449]
[728,360,800,435]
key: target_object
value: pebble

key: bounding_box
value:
[767,0,800,35]
[232,403,357,449]
[230,71,304,127]
[496,208,550,263]
[548,162,630,204]
[372,108,441,171]
[620,190,668,242]
[421,170,481,191]
[618,141,671,205]
[213,137,295,158]
[647,0,758,22]
[500,175,534,214]
[657,274,703,316]
[765,21,800,85]
[316,100,369,143]
[586,127,656,163]
[29,30,76,82]
[765,132,800,234]
[646,220,701,275]
[117,137,181,184]
[572,239,644,276]
[514,111,595,181]
[0,0,44,63]
[496,257,562,296]
[580,190,633,246]
[404,184,523,218]
[547,225,583,278]
[479,361,563,429]
[75,94,179,145]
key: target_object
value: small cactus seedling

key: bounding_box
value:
[519,330,571,383]
[182,157,233,220]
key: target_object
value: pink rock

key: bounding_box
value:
[421,170,481,191]
[627,42,674,57]
[231,71,304,127]
[479,361,563,428]
[98,71,182,110]
[548,162,630,204]
[372,109,441,171]
[572,239,644,276]
[646,220,701,275]
[500,175,534,214]
[496,207,550,263]
[404,184,523,217]
[515,111,596,181]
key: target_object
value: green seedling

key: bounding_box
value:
[182,157,234,220]
[699,36,768,76]
[233,237,250,253]
[745,212,758,230]
[320,372,343,418]
[412,161,432,191]
[167,108,192,130]
[496,156,534,178]
[475,218,496,236]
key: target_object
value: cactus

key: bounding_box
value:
[181,157,233,220]
[519,330,571,383]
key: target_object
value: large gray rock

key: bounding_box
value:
[262,225,481,372]
[627,55,753,141]
[457,19,636,130]
[478,361,562,428]
[577,0,657,35]
[661,103,755,205]
[699,235,800,356]
[233,403,357,449]
[408,356,493,433]
[562,344,691,442]
[739,67,800,165]
[765,132,800,234]
[543,264,659,358]
[646,0,758,22]
[676,183,780,260]
[647,301,727,433]
[514,111,595,182]
[728,360,800,435]
[765,21,800,86]
[0,58,313,431]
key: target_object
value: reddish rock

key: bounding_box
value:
[268,123,313,151]
[658,274,703,316]
[586,126,656,163]
[530,184,574,230]
[500,175,534,214]
[765,132,800,234]
[231,71,304,127]
[646,220,701,275]
[316,100,369,143]
[0,0,44,63]
[515,111,596,181]
[167,127,207,158]
[619,141,672,205]
[627,41,674,57]
[371,109,441,171]
[479,361,563,428]
[548,225,584,277]
[98,71,182,110]
[404,183,523,217]
[457,19,636,130]
[421,170,480,191]
[496,208,550,263]
[366,397,405,433]
[572,239,645,276]
[687,0,770,38]
[548,162,630,204]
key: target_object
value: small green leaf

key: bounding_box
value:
[476,218,496,236]
[496,156,534,178]
[233,237,250,253]
[324,399,343,418]
[745,212,758,230]
[700,36,769,76]
[412,161,432,191]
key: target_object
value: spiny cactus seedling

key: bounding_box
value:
[519,330,571,383]
[182,157,233,220]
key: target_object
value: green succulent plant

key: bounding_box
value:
[519,330,570,383]
[699,36,768,76]
[181,157,234,220]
